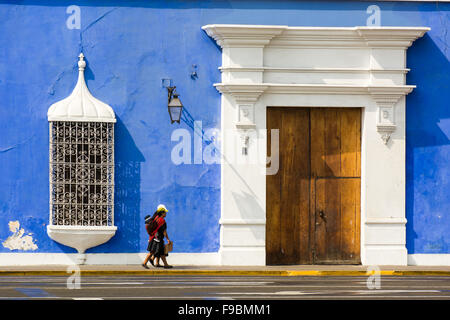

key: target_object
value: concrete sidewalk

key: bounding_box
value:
[1,265,450,276]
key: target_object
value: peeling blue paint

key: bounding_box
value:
[0,0,449,255]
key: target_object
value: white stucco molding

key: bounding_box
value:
[215,84,268,149]
[47,225,117,264]
[215,83,415,95]
[369,86,414,144]
[219,218,266,225]
[216,83,415,144]
[356,27,430,48]
[203,25,429,49]
[47,53,116,123]
[202,24,286,48]
[204,24,429,266]
[214,84,268,101]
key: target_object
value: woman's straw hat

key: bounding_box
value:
[157,204,168,213]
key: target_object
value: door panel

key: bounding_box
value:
[266,107,360,265]
[314,178,360,264]
[281,109,311,265]
[311,108,361,264]
[266,108,311,265]
[340,109,361,177]
[314,178,341,263]
[310,108,361,178]
[340,178,361,262]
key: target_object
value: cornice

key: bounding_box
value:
[214,83,415,96]
[368,86,414,96]
[214,83,268,103]
[202,24,286,48]
[356,27,430,48]
[203,24,430,49]
[219,66,410,74]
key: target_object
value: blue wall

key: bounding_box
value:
[0,0,448,255]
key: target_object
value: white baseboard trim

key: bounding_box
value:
[408,254,450,266]
[0,252,220,266]
[362,246,408,266]
[219,247,266,266]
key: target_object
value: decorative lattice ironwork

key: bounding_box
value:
[49,121,114,226]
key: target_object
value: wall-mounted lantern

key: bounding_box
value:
[167,86,183,124]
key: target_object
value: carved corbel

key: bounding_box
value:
[214,84,267,154]
[371,94,403,144]
[236,104,256,155]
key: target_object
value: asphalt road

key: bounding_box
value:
[0,275,449,300]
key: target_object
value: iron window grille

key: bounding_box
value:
[49,121,114,226]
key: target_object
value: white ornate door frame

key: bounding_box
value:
[203,25,429,266]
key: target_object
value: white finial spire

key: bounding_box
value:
[78,53,86,71]
[47,53,116,123]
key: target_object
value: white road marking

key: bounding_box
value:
[105,297,235,300]
[166,281,273,285]
[274,291,321,295]
[80,282,145,285]
[354,289,441,294]
[217,289,448,297]
[224,291,322,295]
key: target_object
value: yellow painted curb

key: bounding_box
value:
[286,270,397,276]
[287,270,450,276]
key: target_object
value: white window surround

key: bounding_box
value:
[203,24,430,266]
[47,54,117,265]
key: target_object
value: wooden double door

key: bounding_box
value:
[266,107,361,265]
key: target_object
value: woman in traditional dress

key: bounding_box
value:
[142,204,173,269]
